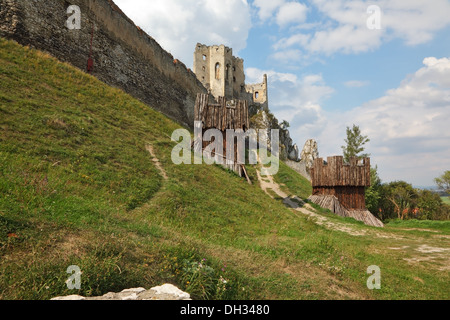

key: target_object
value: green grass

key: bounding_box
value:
[1,38,449,300]
[385,219,450,232]
[273,160,312,199]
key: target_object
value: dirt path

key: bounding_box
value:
[145,144,168,180]
[256,168,368,236]
[254,165,450,273]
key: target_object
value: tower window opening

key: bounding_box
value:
[215,62,220,80]
[255,91,259,99]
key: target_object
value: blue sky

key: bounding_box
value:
[114,0,450,187]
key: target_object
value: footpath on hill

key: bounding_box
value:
[255,164,450,275]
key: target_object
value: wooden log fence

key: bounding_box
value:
[311,156,370,187]
[194,93,251,183]
[194,93,249,131]
[310,156,384,227]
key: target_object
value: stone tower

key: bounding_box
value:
[193,43,268,110]
[244,73,268,111]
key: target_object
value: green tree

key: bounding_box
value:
[366,165,382,218]
[385,181,418,220]
[341,124,370,162]
[434,170,450,194]
[417,189,443,220]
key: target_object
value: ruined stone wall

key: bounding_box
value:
[285,160,310,181]
[193,43,211,92]
[245,74,268,111]
[194,43,247,101]
[210,45,228,99]
[0,0,208,128]
[193,42,268,113]
[232,57,245,98]
[193,43,302,162]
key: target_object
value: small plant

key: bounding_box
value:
[317,236,335,253]
[160,252,246,300]
[181,259,216,299]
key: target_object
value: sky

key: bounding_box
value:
[114,0,450,187]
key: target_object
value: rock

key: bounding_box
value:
[300,139,319,172]
[51,284,191,301]
[279,128,292,160]
[288,144,299,161]
[256,110,271,149]
[148,284,191,300]
[249,110,272,155]
[250,110,301,161]
[51,295,86,301]
[121,287,147,294]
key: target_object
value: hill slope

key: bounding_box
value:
[0,38,449,300]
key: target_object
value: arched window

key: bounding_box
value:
[255,91,259,99]
[215,63,220,80]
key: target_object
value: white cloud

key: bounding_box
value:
[273,33,311,50]
[114,0,251,65]
[311,0,450,45]
[272,0,450,57]
[269,49,303,64]
[246,67,334,141]
[316,57,450,185]
[380,0,450,45]
[249,57,450,186]
[355,57,450,140]
[253,1,309,28]
[253,0,286,21]
[308,24,382,55]
[276,2,308,27]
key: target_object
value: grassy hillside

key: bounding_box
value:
[0,38,449,300]
[442,197,450,205]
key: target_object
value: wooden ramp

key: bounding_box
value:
[308,195,384,228]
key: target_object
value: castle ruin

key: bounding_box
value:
[193,43,268,111]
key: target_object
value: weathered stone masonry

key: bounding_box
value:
[0,0,209,128]
[193,43,268,112]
